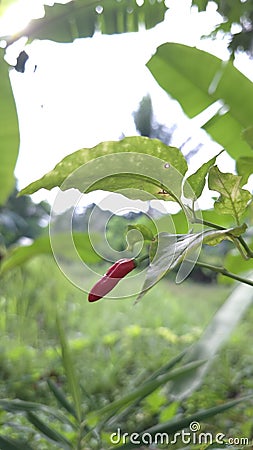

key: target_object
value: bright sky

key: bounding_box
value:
[2,0,253,212]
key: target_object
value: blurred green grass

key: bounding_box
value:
[0,255,253,443]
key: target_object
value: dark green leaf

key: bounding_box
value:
[0,435,33,450]
[26,412,72,449]
[47,379,78,420]
[4,0,167,44]
[19,137,187,203]
[147,43,253,158]
[208,165,252,222]
[0,50,19,205]
[236,156,253,186]
[0,399,71,425]
[0,232,101,275]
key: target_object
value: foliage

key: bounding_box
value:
[192,0,253,56]
[147,42,253,159]
[0,186,49,248]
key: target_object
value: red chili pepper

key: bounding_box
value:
[88,258,136,302]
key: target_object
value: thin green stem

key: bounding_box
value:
[191,260,253,287]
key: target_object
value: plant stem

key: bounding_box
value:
[191,260,253,287]
[193,217,253,259]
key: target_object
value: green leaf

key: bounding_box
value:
[111,396,253,449]
[0,399,71,425]
[208,166,252,223]
[26,412,72,449]
[0,232,101,275]
[147,43,253,158]
[170,280,253,398]
[47,379,78,420]
[0,435,34,450]
[137,226,246,301]
[4,0,167,44]
[236,156,253,186]
[0,50,19,205]
[56,317,82,423]
[127,224,154,249]
[184,151,222,200]
[19,137,187,202]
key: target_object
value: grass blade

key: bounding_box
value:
[47,378,78,420]
[112,395,253,449]
[108,349,188,425]
[27,412,72,449]
[56,316,82,423]
[89,360,205,421]
[0,399,71,425]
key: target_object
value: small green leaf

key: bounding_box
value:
[184,152,222,199]
[236,156,253,186]
[127,224,154,249]
[26,412,72,449]
[208,165,252,223]
[18,137,187,203]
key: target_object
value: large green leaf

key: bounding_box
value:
[19,137,187,202]
[0,232,102,275]
[4,0,167,44]
[208,165,252,223]
[147,43,253,158]
[0,50,19,205]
